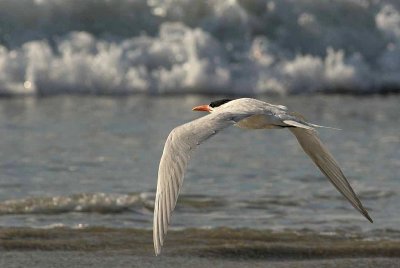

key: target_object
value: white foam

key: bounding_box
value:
[0,193,142,214]
[0,0,400,95]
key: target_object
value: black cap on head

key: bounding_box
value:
[209,99,232,108]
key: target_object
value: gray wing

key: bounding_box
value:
[153,111,256,256]
[289,128,372,223]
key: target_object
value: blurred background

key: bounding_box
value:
[0,0,398,239]
[0,0,400,95]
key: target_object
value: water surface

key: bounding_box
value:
[0,95,398,238]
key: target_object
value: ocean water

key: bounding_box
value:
[0,95,398,240]
[1,0,400,95]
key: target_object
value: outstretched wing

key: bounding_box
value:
[290,128,372,223]
[153,109,258,255]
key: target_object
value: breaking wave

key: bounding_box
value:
[0,192,226,215]
[0,193,149,214]
[1,0,400,95]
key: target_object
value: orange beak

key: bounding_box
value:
[192,104,211,112]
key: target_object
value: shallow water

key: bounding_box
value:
[0,95,398,238]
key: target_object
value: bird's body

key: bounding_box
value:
[153,98,372,256]
[236,114,283,129]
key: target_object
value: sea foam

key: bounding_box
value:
[0,0,400,95]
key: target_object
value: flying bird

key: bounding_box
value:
[153,98,372,255]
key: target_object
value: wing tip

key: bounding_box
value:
[358,204,373,223]
[364,211,373,223]
[153,231,163,256]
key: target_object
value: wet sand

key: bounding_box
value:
[0,227,399,267]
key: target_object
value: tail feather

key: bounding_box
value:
[308,123,342,130]
[284,112,341,131]
[283,120,315,130]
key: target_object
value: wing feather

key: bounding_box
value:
[153,110,258,255]
[289,128,372,223]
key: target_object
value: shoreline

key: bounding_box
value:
[1,227,400,267]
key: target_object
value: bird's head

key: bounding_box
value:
[192,99,232,113]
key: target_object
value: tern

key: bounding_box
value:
[153,98,372,255]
